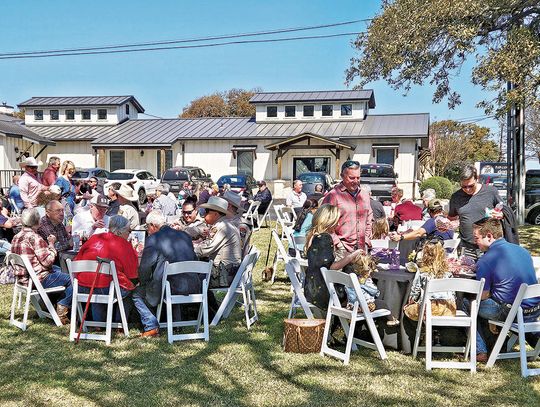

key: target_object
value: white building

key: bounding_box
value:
[4,90,429,198]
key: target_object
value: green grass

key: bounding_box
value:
[1,225,540,406]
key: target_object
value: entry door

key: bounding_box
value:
[293,157,329,180]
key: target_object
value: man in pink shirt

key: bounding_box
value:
[41,156,60,187]
[18,157,48,208]
[322,160,373,253]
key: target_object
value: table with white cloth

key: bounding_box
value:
[372,263,416,353]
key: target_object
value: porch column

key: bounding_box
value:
[277,153,282,179]
[160,149,166,176]
[97,149,106,169]
[335,148,341,179]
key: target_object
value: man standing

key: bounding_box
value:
[448,164,501,259]
[360,184,385,220]
[37,200,72,252]
[41,156,60,187]
[286,180,307,215]
[468,218,540,362]
[19,157,48,208]
[136,210,197,337]
[322,160,373,254]
[106,182,121,216]
[153,184,178,217]
[72,195,109,238]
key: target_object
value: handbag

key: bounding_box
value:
[403,298,457,321]
[283,319,325,353]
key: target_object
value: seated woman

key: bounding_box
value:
[292,199,318,238]
[74,215,139,322]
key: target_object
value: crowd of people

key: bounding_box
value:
[2,156,539,362]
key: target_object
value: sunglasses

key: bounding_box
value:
[341,160,360,170]
[461,184,476,190]
[183,210,194,216]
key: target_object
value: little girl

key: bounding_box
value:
[372,217,389,240]
[345,254,400,326]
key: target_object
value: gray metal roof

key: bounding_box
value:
[249,90,376,108]
[359,113,429,137]
[27,125,112,141]
[0,113,21,122]
[0,118,55,145]
[18,96,145,113]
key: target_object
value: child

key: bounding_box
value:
[372,217,389,239]
[346,254,400,326]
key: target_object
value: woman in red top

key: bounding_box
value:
[74,215,138,322]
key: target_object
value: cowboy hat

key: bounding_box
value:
[20,156,42,168]
[200,196,228,215]
[223,190,245,213]
[114,183,137,201]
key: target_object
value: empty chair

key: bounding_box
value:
[285,258,318,319]
[486,283,540,377]
[320,267,390,364]
[412,278,485,372]
[243,200,261,228]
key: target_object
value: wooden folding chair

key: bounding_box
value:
[67,259,129,345]
[412,278,485,372]
[486,283,540,377]
[8,253,65,330]
[320,267,390,364]
[156,260,213,343]
[210,248,260,328]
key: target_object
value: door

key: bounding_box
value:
[293,157,329,180]
[110,151,125,172]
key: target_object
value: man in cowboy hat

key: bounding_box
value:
[114,184,140,230]
[223,190,252,254]
[72,194,110,238]
[194,196,242,289]
[19,157,48,208]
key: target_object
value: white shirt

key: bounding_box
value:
[286,190,307,208]
[72,208,108,237]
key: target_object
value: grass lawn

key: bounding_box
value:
[0,225,540,406]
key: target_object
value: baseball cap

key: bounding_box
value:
[428,199,443,211]
[91,194,109,208]
[257,180,266,186]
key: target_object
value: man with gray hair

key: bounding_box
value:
[152,183,177,217]
[360,184,385,220]
[42,156,60,187]
[286,179,307,216]
[421,188,436,220]
[136,210,197,337]
[448,164,502,259]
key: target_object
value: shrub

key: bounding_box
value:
[419,176,454,199]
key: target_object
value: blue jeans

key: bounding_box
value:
[132,291,159,332]
[41,266,73,307]
[78,286,131,322]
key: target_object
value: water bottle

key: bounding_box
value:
[72,235,80,252]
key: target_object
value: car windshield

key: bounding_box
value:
[361,165,395,178]
[218,176,245,186]
[298,174,324,183]
[72,171,89,178]
[162,170,188,181]
[108,173,133,180]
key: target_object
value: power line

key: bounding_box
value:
[0,19,370,57]
[0,32,364,60]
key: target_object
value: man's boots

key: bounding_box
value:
[56,304,70,325]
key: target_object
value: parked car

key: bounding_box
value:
[161,166,213,194]
[72,167,111,193]
[525,169,540,225]
[359,163,398,202]
[216,174,258,199]
[298,172,335,196]
[479,172,508,203]
[104,169,159,205]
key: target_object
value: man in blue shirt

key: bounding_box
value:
[470,218,540,362]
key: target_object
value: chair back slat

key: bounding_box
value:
[426,277,484,296]
[67,259,113,276]
[163,260,213,277]
[522,283,540,301]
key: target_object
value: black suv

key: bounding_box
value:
[525,170,540,225]
[161,166,213,193]
[360,163,398,202]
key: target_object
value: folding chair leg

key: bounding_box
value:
[203,282,209,342]
[343,318,357,365]
[412,317,423,359]
[470,319,477,373]
[366,317,387,360]
[425,319,432,370]
[105,290,114,346]
[166,297,174,344]
[486,321,513,368]
[21,291,32,331]
[9,286,19,327]
[518,312,529,377]
[320,306,334,357]
[69,282,78,341]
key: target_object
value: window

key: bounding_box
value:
[237,151,254,176]
[341,104,352,116]
[156,149,173,176]
[81,109,91,120]
[303,105,314,117]
[125,104,130,115]
[285,106,296,117]
[266,106,277,118]
[322,105,333,116]
[293,157,330,180]
[34,110,43,120]
[65,109,75,120]
[136,171,148,180]
[109,151,125,172]
[371,145,399,167]
[50,110,59,120]
[97,109,107,120]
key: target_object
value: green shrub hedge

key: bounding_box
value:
[419,176,454,199]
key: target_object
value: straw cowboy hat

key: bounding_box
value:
[223,190,245,213]
[113,184,137,201]
[200,196,228,215]
[19,156,42,168]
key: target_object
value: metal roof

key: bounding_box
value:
[249,90,376,108]
[359,113,429,137]
[18,96,145,113]
[27,125,112,141]
[0,118,55,145]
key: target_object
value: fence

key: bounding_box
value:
[0,170,23,192]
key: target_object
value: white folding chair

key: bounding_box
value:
[8,253,65,330]
[270,229,304,284]
[285,259,319,319]
[254,199,273,231]
[290,234,306,260]
[243,200,260,227]
[210,248,260,329]
[443,238,461,258]
[156,260,213,343]
[486,283,540,377]
[532,257,540,283]
[412,278,485,372]
[320,267,390,364]
[67,259,129,345]
[274,204,295,239]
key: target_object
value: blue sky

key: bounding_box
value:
[1,0,498,132]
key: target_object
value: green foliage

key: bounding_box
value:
[347,1,540,116]
[180,88,262,118]
[420,176,454,199]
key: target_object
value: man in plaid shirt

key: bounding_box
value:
[37,200,72,253]
[11,208,72,324]
[322,160,373,254]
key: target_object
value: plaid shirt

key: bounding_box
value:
[11,227,57,285]
[37,216,72,252]
[322,183,373,252]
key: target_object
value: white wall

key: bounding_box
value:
[45,141,95,168]
[116,102,139,122]
[255,101,366,122]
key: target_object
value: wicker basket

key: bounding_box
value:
[283,319,326,353]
